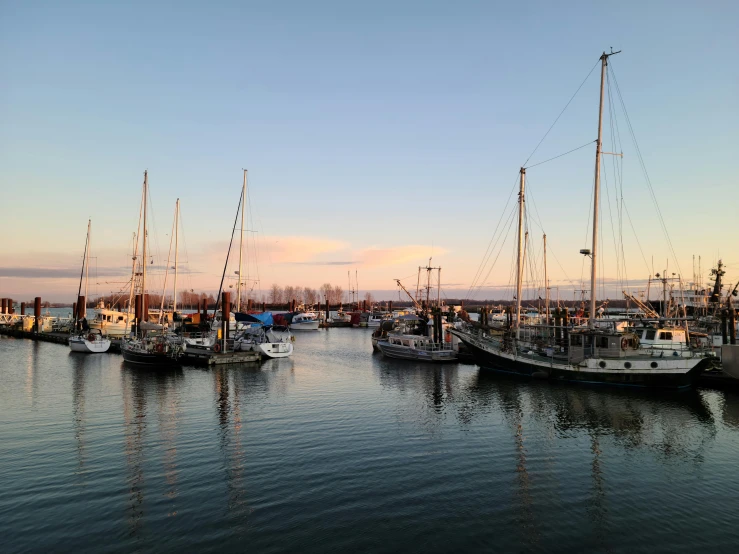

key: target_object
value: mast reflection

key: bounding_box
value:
[121,366,183,536]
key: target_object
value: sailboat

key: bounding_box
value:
[452,51,712,389]
[69,220,111,353]
[230,169,295,356]
[120,172,182,366]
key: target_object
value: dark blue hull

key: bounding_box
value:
[457,332,709,389]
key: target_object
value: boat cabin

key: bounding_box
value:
[568,331,639,363]
[634,326,688,351]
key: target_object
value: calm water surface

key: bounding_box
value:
[2,329,739,553]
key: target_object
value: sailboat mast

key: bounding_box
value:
[237,169,246,312]
[590,51,617,329]
[515,168,525,339]
[174,198,179,315]
[142,170,148,308]
[437,268,441,309]
[544,233,549,325]
[159,199,177,322]
[84,219,90,317]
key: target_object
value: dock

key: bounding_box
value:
[181,349,261,366]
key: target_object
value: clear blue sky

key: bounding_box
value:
[1,0,737,301]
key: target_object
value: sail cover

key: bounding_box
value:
[234,312,274,326]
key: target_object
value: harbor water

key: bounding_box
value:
[2,328,739,553]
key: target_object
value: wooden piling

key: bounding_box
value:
[20,302,26,316]
[1,298,6,314]
[222,291,231,351]
[34,297,41,333]
[143,294,149,323]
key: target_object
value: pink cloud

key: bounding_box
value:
[358,245,447,267]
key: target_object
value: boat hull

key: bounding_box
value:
[377,341,457,362]
[256,342,293,358]
[121,347,181,367]
[291,321,319,330]
[69,336,111,353]
[456,331,710,389]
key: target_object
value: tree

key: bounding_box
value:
[320,283,333,304]
[333,285,345,305]
[270,284,283,305]
[304,287,318,305]
[284,285,296,305]
[364,292,374,307]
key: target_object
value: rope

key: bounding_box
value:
[525,140,596,169]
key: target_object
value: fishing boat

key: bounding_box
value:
[89,308,132,337]
[290,311,320,330]
[68,220,111,353]
[453,51,712,389]
[376,314,457,362]
[331,309,352,323]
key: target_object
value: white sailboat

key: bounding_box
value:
[69,220,111,353]
[121,172,182,366]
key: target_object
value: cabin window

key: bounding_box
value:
[598,337,609,348]
[659,331,673,340]
[645,329,656,340]
[571,335,583,346]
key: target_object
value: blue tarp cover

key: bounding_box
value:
[234,312,274,326]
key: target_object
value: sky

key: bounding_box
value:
[1,0,737,303]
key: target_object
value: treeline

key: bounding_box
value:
[268,283,345,305]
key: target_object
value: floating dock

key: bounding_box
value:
[181,349,261,365]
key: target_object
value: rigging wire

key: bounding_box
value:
[469,201,519,300]
[523,58,601,167]
[609,61,683,278]
[525,140,596,169]
[465,173,520,299]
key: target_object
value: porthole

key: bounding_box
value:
[624,362,632,369]
[599,361,606,368]
[650,362,658,369]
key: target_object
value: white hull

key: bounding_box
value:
[291,321,319,330]
[257,341,293,358]
[69,336,111,353]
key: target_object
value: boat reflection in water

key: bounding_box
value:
[375,358,719,550]
[121,366,184,537]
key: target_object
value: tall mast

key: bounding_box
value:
[124,181,145,336]
[237,169,247,312]
[416,266,421,307]
[174,198,179,315]
[543,233,549,325]
[159,199,178,322]
[75,219,91,327]
[437,267,441,309]
[515,168,525,339]
[84,219,91,316]
[590,50,619,329]
[426,258,432,311]
[142,170,148,304]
